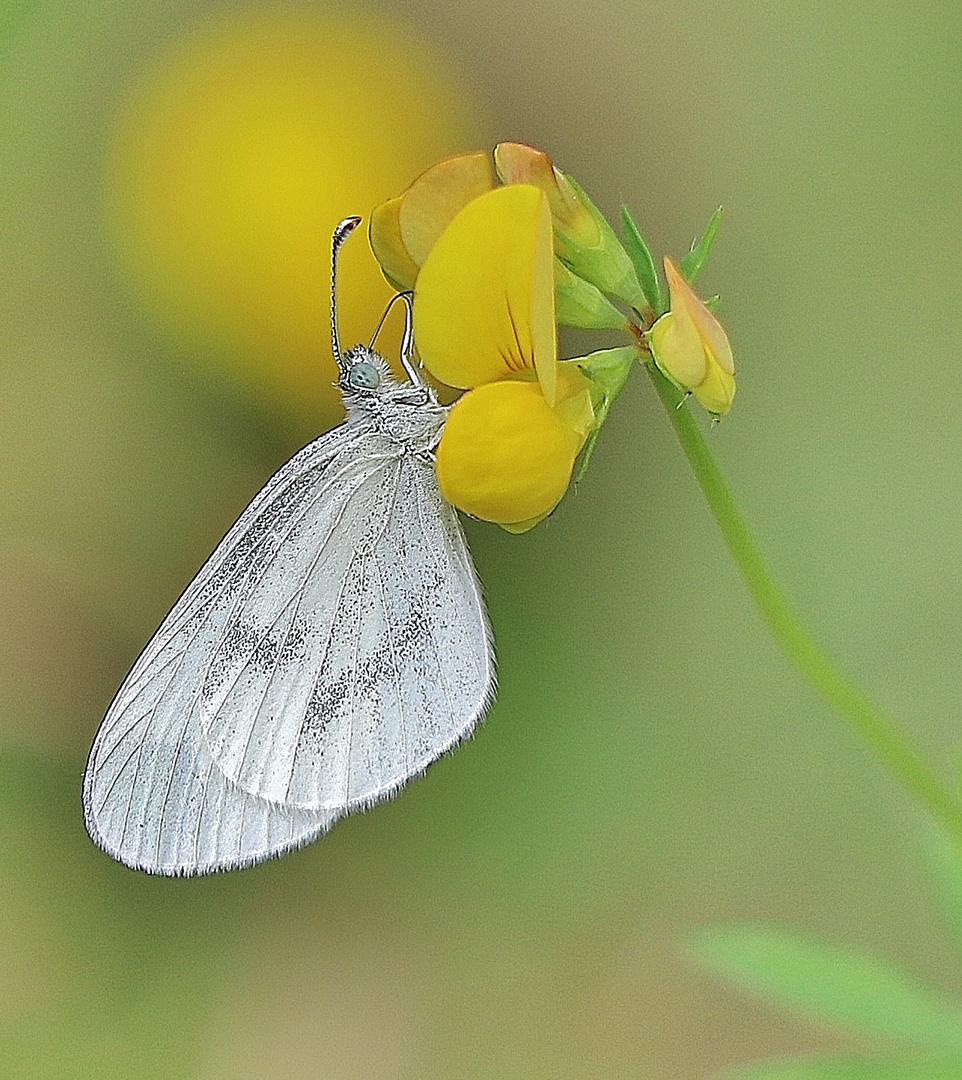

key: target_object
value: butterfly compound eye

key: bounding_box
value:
[348,361,380,390]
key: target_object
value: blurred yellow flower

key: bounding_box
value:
[648,257,735,416]
[408,184,594,532]
[106,8,479,426]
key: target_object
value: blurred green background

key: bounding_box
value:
[2,0,962,1076]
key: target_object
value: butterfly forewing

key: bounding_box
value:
[84,381,494,875]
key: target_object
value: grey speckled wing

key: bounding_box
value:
[83,363,494,876]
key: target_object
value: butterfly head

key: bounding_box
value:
[331,219,436,415]
[343,348,383,392]
[338,344,394,395]
[338,344,435,415]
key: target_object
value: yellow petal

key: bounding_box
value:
[692,354,736,415]
[648,309,707,389]
[368,196,420,292]
[414,185,558,398]
[498,512,551,534]
[530,192,557,406]
[436,380,582,527]
[397,151,494,266]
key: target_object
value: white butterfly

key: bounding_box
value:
[83,217,495,875]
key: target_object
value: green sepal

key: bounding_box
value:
[620,206,663,316]
[554,260,627,330]
[679,206,723,283]
[691,926,962,1053]
[554,175,646,309]
[573,345,636,481]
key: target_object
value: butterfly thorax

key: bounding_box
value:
[339,345,447,456]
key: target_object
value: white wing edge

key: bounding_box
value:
[81,428,362,875]
[81,670,496,876]
[81,776,338,877]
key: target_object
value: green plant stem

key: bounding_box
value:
[646,361,962,843]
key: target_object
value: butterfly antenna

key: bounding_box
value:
[331,216,362,374]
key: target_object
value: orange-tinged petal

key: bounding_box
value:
[664,257,734,374]
[398,151,494,266]
[414,185,557,396]
[436,380,582,527]
[494,142,600,249]
[368,195,420,291]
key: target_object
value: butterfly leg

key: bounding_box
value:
[397,292,425,387]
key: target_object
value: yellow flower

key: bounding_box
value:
[648,257,735,416]
[409,184,595,531]
[369,144,626,331]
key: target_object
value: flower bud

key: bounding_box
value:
[495,143,644,310]
[647,257,735,416]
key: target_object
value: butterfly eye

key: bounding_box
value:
[348,361,380,390]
